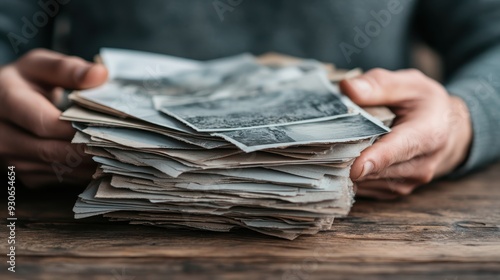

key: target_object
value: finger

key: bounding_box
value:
[364,155,438,184]
[356,179,418,197]
[48,87,65,106]
[17,49,108,89]
[350,119,433,180]
[8,159,54,173]
[11,158,95,188]
[339,68,428,106]
[355,188,400,200]
[0,84,75,139]
[354,181,401,200]
[0,122,91,164]
[19,172,89,189]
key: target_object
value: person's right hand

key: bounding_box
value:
[0,49,108,188]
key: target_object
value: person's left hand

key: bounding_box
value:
[0,49,108,188]
[340,68,472,199]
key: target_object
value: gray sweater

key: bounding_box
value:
[1,0,499,176]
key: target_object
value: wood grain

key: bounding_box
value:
[1,163,500,280]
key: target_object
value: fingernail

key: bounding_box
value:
[74,65,92,83]
[359,161,375,179]
[348,78,372,96]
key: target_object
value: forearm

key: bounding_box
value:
[445,44,500,176]
[415,0,500,176]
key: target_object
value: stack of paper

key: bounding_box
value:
[62,49,392,240]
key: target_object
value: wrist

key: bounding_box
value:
[437,96,473,177]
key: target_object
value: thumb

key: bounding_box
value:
[339,68,419,106]
[17,49,108,89]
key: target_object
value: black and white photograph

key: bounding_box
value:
[215,114,389,152]
[152,65,315,107]
[160,72,357,132]
[138,53,260,96]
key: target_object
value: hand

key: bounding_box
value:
[340,68,472,199]
[0,49,108,188]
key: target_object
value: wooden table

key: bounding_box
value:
[2,163,500,280]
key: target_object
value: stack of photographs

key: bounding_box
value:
[62,48,393,239]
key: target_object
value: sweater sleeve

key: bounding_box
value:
[0,0,56,65]
[416,0,500,176]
